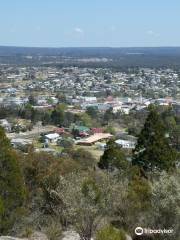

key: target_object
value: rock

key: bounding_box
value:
[126,235,132,240]
[0,237,27,240]
[29,232,48,240]
[61,230,132,240]
[0,232,48,240]
[62,231,94,240]
[62,231,80,240]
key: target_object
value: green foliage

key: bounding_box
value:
[0,198,5,222]
[0,127,26,234]
[79,113,93,128]
[58,138,74,149]
[42,111,52,125]
[132,107,177,171]
[96,225,126,240]
[150,171,180,240]
[28,95,37,106]
[171,124,180,151]
[81,179,101,204]
[128,174,152,213]
[44,222,62,240]
[63,111,75,127]
[56,93,67,104]
[86,106,99,119]
[22,151,77,191]
[98,139,128,171]
[103,107,114,123]
[69,148,96,170]
[51,104,67,126]
[105,125,116,135]
[48,173,121,240]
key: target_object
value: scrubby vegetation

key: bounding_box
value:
[0,106,179,240]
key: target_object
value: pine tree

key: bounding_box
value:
[132,106,177,171]
[0,127,26,233]
[98,139,128,171]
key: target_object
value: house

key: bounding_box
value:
[45,133,60,143]
[91,128,104,134]
[11,138,33,150]
[79,131,89,137]
[73,125,90,133]
[55,127,65,134]
[115,139,136,149]
[76,133,113,146]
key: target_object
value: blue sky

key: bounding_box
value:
[0,0,180,47]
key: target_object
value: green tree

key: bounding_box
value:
[98,139,128,171]
[86,106,99,119]
[103,107,114,124]
[58,138,74,149]
[104,125,116,135]
[28,94,37,106]
[79,113,93,128]
[30,108,39,124]
[42,111,52,125]
[0,127,26,233]
[63,112,75,127]
[132,107,177,171]
[51,104,66,126]
[171,125,180,151]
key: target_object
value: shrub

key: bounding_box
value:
[96,225,126,240]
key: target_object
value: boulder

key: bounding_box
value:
[0,232,48,240]
[62,231,80,240]
[0,237,27,240]
[29,232,48,240]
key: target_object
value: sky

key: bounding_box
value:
[0,0,180,48]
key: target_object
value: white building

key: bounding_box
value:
[45,133,60,143]
[115,139,136,149]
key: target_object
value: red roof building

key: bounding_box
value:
[55,128,65,134]
[91,128,104,134]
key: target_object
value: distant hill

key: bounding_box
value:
[1,46,180,57]
[1,46,180,68]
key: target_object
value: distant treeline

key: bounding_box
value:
[1,46,180,68]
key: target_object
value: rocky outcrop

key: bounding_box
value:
[0,231,132,240]
[0,232,48,240]
[61,230,132,240]
[62,231,80,240]
[0,237,28,240]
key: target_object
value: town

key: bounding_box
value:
[0,65,179,159]
[1,0,180,239]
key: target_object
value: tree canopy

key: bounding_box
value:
[0,127,26,233]
[98,139,128,171]
[132,106,177,171]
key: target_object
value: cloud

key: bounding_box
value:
[146,30,160,37]
[147,30,154,35]
[74,27,84,34]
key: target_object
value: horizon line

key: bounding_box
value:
[1,45,180,49]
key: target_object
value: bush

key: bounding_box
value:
[96,225,126,240]
[0,127,26,234]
